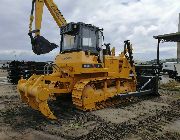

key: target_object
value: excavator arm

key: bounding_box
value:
[28,0,67,55]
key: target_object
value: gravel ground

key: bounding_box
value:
[0,70,179,140]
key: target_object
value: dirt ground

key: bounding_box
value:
[0,69,179,140]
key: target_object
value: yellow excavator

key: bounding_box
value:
[17,0,159,120]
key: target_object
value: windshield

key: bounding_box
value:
[82,28,96,49]
[62,33,78,51]
[61,26,98,53]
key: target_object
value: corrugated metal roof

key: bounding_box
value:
[153,32,180,42]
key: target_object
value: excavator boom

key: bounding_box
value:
[29,0,67,55]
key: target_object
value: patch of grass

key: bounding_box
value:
[69,122,84,129]
[160,81,180,91]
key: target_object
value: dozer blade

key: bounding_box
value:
[30,35,58,55]
[17,77,57,120]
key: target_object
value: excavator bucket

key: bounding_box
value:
[17,75,57,120]
[30,35,58,55]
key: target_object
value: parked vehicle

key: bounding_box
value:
[162,62,180,80]
[174,63,180,81]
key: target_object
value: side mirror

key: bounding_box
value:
[96,47,102,52]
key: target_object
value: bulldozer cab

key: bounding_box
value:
[60,22,103,56]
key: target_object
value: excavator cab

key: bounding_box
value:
[60,22,104,56]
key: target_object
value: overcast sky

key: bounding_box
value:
[0,0,179,61]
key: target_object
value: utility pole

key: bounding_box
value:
[177,13,180,63]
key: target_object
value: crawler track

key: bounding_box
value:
[72,78,134,111]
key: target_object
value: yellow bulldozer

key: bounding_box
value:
[17,0,160,120]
